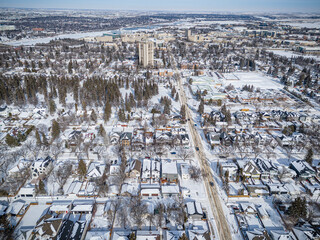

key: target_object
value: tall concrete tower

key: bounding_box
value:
[138,40,154,68]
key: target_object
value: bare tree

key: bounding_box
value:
[51,140,64,161]
[117,203,130,229]
[146,212,155,230]
[54,162,72,194]
[130,196,147,229]
[177,146,192,163]
[188,165,201,182]
[94,145,106,161]
[154,202,165,229]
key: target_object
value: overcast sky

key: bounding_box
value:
[1,0,320,12]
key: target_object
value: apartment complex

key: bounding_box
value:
[138,40,154,67]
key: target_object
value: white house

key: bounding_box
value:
[31,156,53,179]
[87,162,105,179]
[151,160,160,182]
[220,162,238,181]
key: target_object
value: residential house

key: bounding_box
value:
[161,160,178,183]
[142,159,151,183]
[267,184,288,195]
[269,230,295,240]
[247,185,269,197]
[110,132,121,145]
[31,212,63,240]
[165,230,186,240]
[152,160,160,182]
[71,200,94,214]
[220,162,238,181]
[240,203,257,214]
[180,134,190,145]
[68,130,82,146]
[207,132,221,146]
[155,130,172,145]
[127,159,142,179]
[131,130,145,150]
[87,162,105,179]
[256,206,269,220]
[240,160,261,180]
[246,229,270,240]
[8,159,31,177]
[145,132,154,145]
[188,229,210,240]
[290,160,316,179]
[31,156,54,179]
[255,158,278,180]
[292,224,320,240]
[161,185,180,198]
[120,132,132,146]
[186,201,204,221]
[136,230,160,240]
[6,199,25,216]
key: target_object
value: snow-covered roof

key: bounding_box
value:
[161,185,179,194]
[6,200,25,215]
[71,204,93,213]
[162,160,178,174]
[186,201,203,216]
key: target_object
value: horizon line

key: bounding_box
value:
[1,6,320,14]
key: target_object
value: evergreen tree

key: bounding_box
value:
[287,197,307,219]
[225,110,232,123]
[180,105,186,119]
[35,130,41,145]
[178,233,188,240]
[103,101,112,122]
[90,109,97,123]
[49,99,56,115]
[42,132,48,147]
[5,134,19,147]
[118,108,126,122]
[304,148,313,166]
[38,180,46,194]
[163,103,170,115]
[129,232,136,240]
[0,214,13,240]
[98,124,106,138]
[78,159,87,180]
[198,99,204,115]
[51,120,60,140]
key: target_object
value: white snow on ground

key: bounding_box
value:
[222,72,283,89]
[281,21,320,28]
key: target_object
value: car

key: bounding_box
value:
[209,182,214,187]
[195,147,199,151]
[194,123,197,126]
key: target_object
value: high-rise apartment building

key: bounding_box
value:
[138,40,154,67]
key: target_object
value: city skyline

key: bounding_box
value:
[1,0,320,12]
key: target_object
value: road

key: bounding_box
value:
[171,54,232,240]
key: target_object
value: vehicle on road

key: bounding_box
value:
[209,182,214,187]
[195,147,199,151]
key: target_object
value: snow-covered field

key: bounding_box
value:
[222,72,282,89]
[281,21,320,29]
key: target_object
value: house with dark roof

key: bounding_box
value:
[290,160,316,179]
[255,158,278,180]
